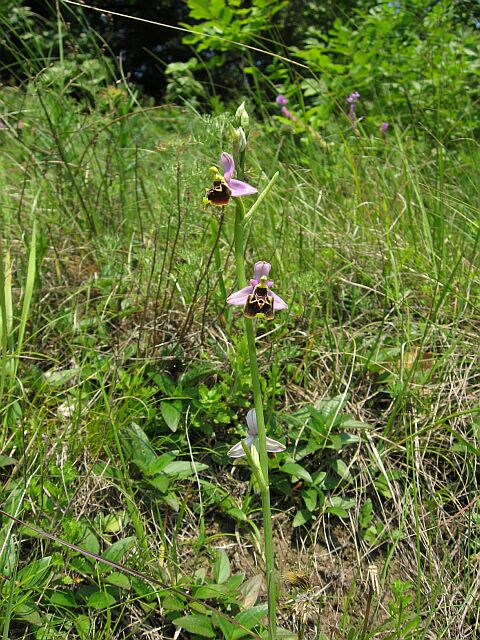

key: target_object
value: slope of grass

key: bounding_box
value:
[0,54,479,640]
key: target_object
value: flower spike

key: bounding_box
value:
[228,409,286,458]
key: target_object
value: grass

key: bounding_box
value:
[0,21,480,640]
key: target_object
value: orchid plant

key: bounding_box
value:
[204,107,287,639]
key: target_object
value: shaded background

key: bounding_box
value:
[3,0,366,99]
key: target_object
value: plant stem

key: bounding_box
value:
[234,198,277,639]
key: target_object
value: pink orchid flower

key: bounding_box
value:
[227,261,288,320]
[206,152,257,206]
[228,408,286,458]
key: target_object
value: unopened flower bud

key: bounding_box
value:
[235,101,250,130]
[230,125,247,153]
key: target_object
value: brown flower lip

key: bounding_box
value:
[244,283,275,320]
[227,262,288,319]
[206,179,232,206]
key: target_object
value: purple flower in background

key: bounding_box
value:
[347,91,360,106]
[346,91,360,127]
[206,152,257,206]
[275,94,297,122]
[281,106,296,121]
[228,408,286,458]
[381,122,389,139]
[227,261,287,320]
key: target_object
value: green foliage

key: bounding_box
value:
[288,0,480,138]
[182,0,287,52]
[273,396,371,527]
[0,3,57,80]
[0,7,479,636]
[165,58,207,106]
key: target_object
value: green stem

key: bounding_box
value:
[234,198,277,639]
[243,171,279,226]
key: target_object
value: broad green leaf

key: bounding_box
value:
[44,367,81,387]
[374,474,392,499]
[146,452,176,475]
[326,506,349,518]
[0,454,16,467]
[312,471,327,487]
[70,557,95,575]
[147,475,170,493]
[232,604,268,640]
[78,527,100,555]
[280,463,312,484]
[104,572,131,589]
[173,613,216,638]
[75,614,91,639]
[147,370,176,394]
[326,496,355,518]
[316,394,346,418]
[180,363,215,387]
[331,459,352,481]
[340,418,370,430]
[102,536,136,563]
[14,601,42,625]
[330,496,355,510]
[131,576,157,600]
[161,400,182,432]
[226,507,247,522]
[223,573,245,592]
[121,422,156,469]
[86,590,116,610]
[330,432,361,449]
[50,591,77,608]
[101,514,124,534]
[162,492,180,511]
[214,549,230,584]
[17,556,52,588]
[302,488,317,512]
[162,460,208,479]
[293,509,312,527]
[193,583,229,599]
[212,611,234,639]
[275,627,298,639]
[162,591,187,611]
[190,599,207,614]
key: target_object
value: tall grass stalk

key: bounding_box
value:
[0,222,36,445]
[0,243,12,411]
